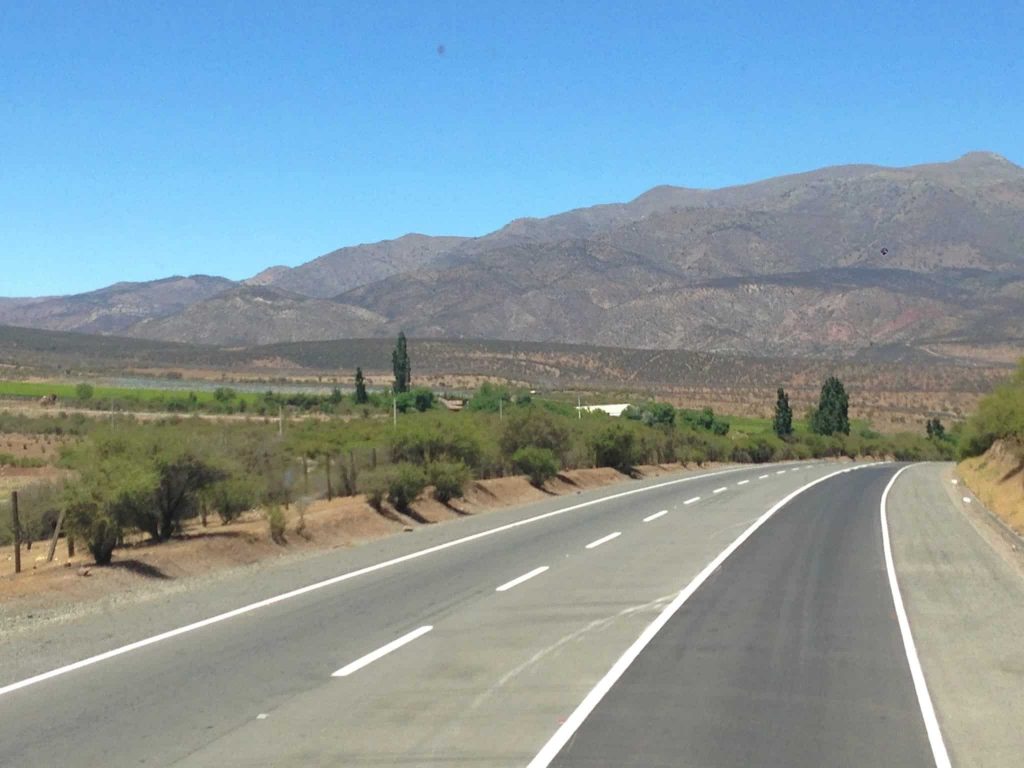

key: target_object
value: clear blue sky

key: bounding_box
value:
[2,1,1022,297]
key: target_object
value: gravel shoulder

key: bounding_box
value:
[889,462,1024,768]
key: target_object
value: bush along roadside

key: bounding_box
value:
[1,379,957,560]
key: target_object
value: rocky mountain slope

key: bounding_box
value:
[2,152,1022,360]
[0,275,235,334]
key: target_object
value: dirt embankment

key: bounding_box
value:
[0,463,707,613]
[958,440,1024,536]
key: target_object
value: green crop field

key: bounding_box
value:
[0,380,262,408]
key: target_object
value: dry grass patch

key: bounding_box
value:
[959,440,1024,535]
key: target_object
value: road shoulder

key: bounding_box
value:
[889,462,1024,768]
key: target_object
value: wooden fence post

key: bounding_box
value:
[11,491,20,575]
[46,508,66,562]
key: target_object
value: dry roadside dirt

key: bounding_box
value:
[0,463,714,620]
[958,440,1024,536]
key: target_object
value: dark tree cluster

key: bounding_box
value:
[810,376,850,436]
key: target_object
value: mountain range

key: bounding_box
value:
[2,151,1022,360]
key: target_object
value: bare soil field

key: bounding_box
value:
[0,432,68,463]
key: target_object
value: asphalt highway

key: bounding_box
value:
[1,460,1020,767]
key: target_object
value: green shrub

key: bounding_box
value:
[204,476,258,524]
[500,407,571,460]
[700,434,733,463]
[591,424,642,472]
[387,463,427,512]
[624,402,675,427]
[75,383,94,402]
[428,461,471,503]
[390,417,483,468]
[676,445,708,466]
[959,365,1024,457]
[267,505,286,544]
[512,446,559,488]
[730,446,753,463]
[395,387,436,413]
[466,382,511,412]
[359,468,390,511]
[680,407,730,436]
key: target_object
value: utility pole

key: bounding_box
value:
[577,393,582,419]
[11,491,21,575]
[499,397,503,421]
[278,405,284,437]
[393,396,398,428]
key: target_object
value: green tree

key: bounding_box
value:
[354,367,369,404]
[150,448,226,540]
[811,376,850,436]
[392,332,411,394]
[62,450,156,565]
[773,387,793,438]
[926,417,946,441]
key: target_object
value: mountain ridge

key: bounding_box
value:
[2,152,1022,361]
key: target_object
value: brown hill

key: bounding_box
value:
[127,286,387,346]
[0,275,235,334]
[257,233,468,298]
[2,152,1022,359]
[332,152,1024,358]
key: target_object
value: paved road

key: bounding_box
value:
[0,461,1020,766]
[547,465,932,767]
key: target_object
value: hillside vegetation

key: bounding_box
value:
[958,360,1024,534]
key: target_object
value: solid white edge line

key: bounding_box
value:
[643,510,668,523]
[880,464,952,768]
[683,496,700,505]
[331,625,433,677]
[495,565,550,592]
[0,463,757,698]
[737,480,750,486]
[585,531,622,549]
[525,463,877,768]
[712,487,727,494]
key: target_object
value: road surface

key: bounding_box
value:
[1,461,1021,766]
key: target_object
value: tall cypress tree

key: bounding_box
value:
[773,387,793,438]
[354,367,369,404]
[392,332,411,394]
[811,376,850,435]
